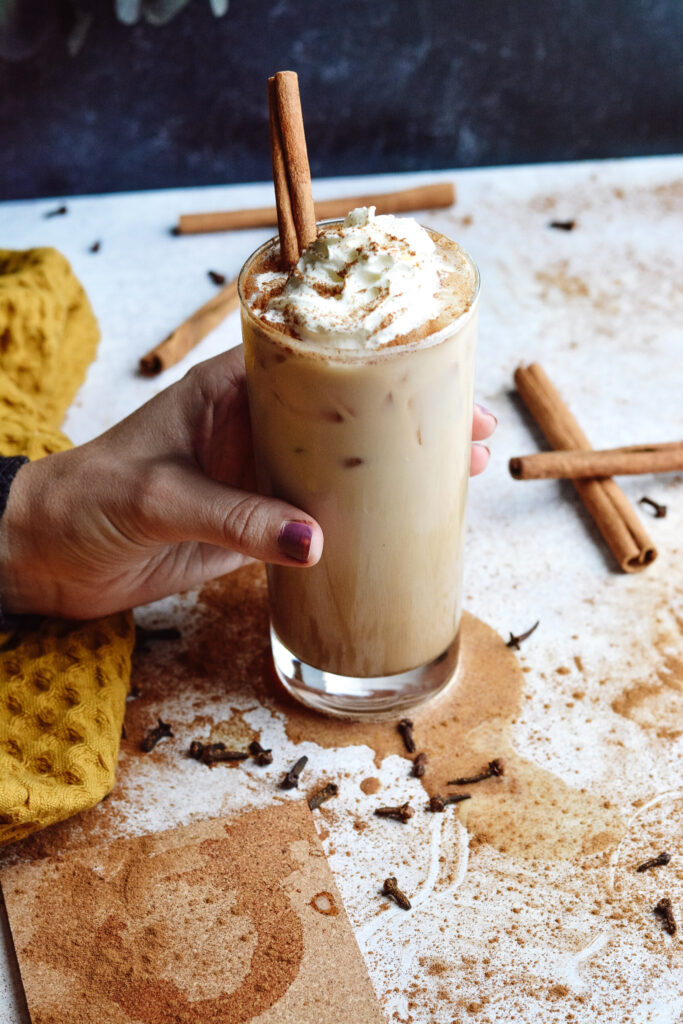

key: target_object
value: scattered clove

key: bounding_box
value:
[428,793,471,813]
[89,240,101,253]
[188,740,249,767]
[449,759,504,786]
[140,718,173,752]
[506,621,539,650]
[548,220,575,231]
[636,852,671,873]
[653,897,677,936]
[639,496,667,518]
[249,739,273,766]
[208,270,226,285]
[412,752,428,778]
[44,205,68,218]
[374,802,414,824]
[382,876,411,910]
[281,755,308,790]
[308,782,339,811]
[398,718,416,753]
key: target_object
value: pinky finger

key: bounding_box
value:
[470,443,490,477]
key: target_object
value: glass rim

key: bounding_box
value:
[237,219,480,360]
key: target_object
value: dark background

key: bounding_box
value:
[1,0,681,201]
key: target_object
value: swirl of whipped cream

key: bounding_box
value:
[252,207,453,349]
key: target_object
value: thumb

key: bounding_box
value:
[142,463,323,567]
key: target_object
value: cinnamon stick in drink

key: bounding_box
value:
[509,441,683,480]
[176,182,456,235]
[268,76,299,269]
[139,277,238,376]
[514,363,656,572]
[270,70,317,265]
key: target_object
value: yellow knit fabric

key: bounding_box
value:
[0,248,134,845]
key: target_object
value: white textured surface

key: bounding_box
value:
[0,157,681,1024]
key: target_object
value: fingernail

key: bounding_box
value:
[476,403,498,425]
[278,521,313,562]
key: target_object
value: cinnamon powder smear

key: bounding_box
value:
[2,803,383,1024]
[360,777,382,795]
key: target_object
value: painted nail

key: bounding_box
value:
[278,521,313,562]
[476,403,498,425]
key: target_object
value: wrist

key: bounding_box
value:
[0,457,51,616]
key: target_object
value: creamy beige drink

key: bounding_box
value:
[239,208,479,716]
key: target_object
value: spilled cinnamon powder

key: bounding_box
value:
[181,566,624,861]
[360,778,382,795]
[610,650,683,741]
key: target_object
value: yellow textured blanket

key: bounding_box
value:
[0,248,134,845]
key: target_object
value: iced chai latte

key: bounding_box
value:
[239,207,479,717]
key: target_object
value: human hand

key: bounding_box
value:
[470,404,496,476]
[0,347,496,619]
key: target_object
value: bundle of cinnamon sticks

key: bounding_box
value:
[512,364,680,572]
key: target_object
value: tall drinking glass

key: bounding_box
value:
[239,225,479,718]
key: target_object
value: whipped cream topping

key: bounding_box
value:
[250,207,469,349]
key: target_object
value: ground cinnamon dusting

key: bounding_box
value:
[179,566,624,861]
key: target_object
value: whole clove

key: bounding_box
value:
[548,219,575,231]
[188,740,249,767]
[208,270,226,285]
[382,876,411,910]
[428,793,471,813]
[398,718,416,753]
[639,496,667,518]
[449,759,505,786]
[281,755,308,790]
[636,852,671,873]
[126,685,141,701]
[44,205,68,218]
[308,782,339,811]
[653,897,677,936]
[412,752,428,778]
[89,240,101,253]
[374,801,414,824]
[506,621,539,650]
[140,718,173,752]
[249,739,273,766]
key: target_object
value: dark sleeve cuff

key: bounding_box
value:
[0,455,30,630]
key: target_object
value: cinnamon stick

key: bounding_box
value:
[176,182,456,235]
[514,363,656,572]
[267,76,299,269]
[510,441,683,480]
[270,70,317,266]
[139,277,238,376]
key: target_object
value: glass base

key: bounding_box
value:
[270,626,460,720]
